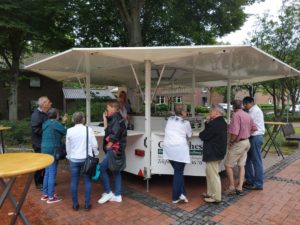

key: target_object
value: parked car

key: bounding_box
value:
[218,103,233,112]
[289,104,300,113]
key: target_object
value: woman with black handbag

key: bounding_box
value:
[41,108,67,204]
[66,112,99,211]
[98,100,127,204]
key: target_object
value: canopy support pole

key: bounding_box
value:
[84,53,91,125]
[152,65,166,101]
[144,60,152,191]
[227,79,232,121]
[130,64,145,101]
[227,51,233,122]
[171,81,174,112]
[191,57,196,117]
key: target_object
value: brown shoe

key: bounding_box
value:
[202,193,212,198]
[244,184,263,190]
[223,187,236,195]
[204,197,221,203]
[236,189,243,195]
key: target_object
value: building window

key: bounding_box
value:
[156,96,165,104]
[30,77,41,87]
[173,96,182,103]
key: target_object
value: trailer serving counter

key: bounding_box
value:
[92,115,207,180]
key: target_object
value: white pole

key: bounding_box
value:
[227,51,233,122]
[227,79,232,121]
[171,81,174,112]
[84,53,91,125]
[144,60,152,186]
[192,65,196,117]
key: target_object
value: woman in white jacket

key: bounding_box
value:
[66,112,99,211]
[163,104,192,203]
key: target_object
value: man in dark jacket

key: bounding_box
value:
[31,96,52,188]
[199,104,227,203]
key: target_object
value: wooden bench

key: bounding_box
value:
[282,123,300,149]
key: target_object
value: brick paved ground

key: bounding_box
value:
[1,151,299,225]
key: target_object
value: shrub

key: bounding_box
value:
[155,104,168,112]
[67,99,107,122]
[195,106,209,114]
[0,119,31,145]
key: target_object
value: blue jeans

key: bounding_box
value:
[170,160,186,201]
[101,150,122,196]
[43,160,58,198]
[69,161,92,207]
[245,135,264,188]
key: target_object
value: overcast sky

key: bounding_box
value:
[218,0,283,44]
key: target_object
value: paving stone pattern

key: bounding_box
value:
[2,151,300,225]
[123,150,300,225]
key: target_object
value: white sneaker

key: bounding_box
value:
[172,194,188,204]
[98,191,113,204]
[109,194,122,203]
[180,194,189,203]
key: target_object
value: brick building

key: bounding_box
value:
[0,71,63,120]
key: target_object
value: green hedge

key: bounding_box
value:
[195,106,209,114]
[0,119,31,145]
[67,100,107,122]
[258,104,274,111]
[264,113,300,122]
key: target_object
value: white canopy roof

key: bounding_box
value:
[25,45,300,87]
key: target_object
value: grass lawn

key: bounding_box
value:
[264,126,300,155]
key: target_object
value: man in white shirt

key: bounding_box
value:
[242,97,265,190]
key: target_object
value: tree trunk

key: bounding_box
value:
[115,0,145,47]
[8,76,18,120]
[8,32,23,120]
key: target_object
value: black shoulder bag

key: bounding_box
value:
[50,122,66,161]
[83,126,99,177]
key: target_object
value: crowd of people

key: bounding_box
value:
[31,96,127,210]
[163,96,265,204]
[31,93,264,209]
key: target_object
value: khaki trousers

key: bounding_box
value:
[206,160,222,201]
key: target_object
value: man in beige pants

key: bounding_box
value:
[199,105,228,203]
[224,100,257,195]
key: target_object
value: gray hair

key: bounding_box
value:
[38,96,49,107]
[232,100,243,110]
[210,104,225,116]
[47,108,58,119]
[72,112,85,124]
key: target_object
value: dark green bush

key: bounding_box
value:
[0,119,31,145]
[258,104,274,111]
[155,104,168,112]
[67,99,107,122]
[195,106,209,114]
[264,112,300,122]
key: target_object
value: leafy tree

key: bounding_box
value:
[248,0,300,118]
[0,0,74,120]
[69,0,262,47]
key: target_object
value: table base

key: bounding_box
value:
[0,173,34,225]
[262,124,284,159]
